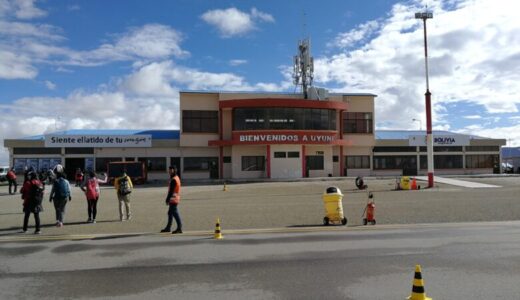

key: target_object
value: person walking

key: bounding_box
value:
[80,171,107,223]
[75,168,83,187]
[49,171,71,227]
[20,171,44,234]
[114,172,133,221]
[161,166,182,234]
[6,167,17,195]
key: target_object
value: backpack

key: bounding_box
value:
[7,170,16,180]
[54,177,70,199]
[118,176,132,195]
[86,178,99,200]
[30,180,44,207]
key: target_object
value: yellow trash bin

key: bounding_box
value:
[322,187,347,226]
[400,176,410,190]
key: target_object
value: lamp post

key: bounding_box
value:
[415,10,434,188]
[412,118,422,131]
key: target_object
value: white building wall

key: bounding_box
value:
[232,145,266,179]
[306,145,333,177]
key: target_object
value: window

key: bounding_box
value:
[13,147,61,155]
[346,156,370,169]
[182,110,218,133]
[333,155,339,163]
[138,157,166,171]
[419,146,464,152]
[274,152,286,158]
[420,155,463,169]
[287,151,300,158]
[184,157,218,171]
[343,112,373,133]
[466,155,498,168]
[65,148,94,154]
[233,108,336,131]
[373,156,417,170]
[306,156,324,170]
[95,157,121,172]
[242,156,265,171]
[374,147,416,152]
[223,156,231,163]
[466,146,499,152]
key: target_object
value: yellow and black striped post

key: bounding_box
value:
[214,218,223,239]
[407,265,432,300]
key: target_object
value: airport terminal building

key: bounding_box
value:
[3,91,506,181]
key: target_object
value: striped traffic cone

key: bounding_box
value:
[214,218,223,240]
[407,265,432,300]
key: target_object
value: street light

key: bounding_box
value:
[415,9,434,188]
[412,118,422,131]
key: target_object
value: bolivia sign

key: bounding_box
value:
[409,135,470,146]
[45,135,152,148]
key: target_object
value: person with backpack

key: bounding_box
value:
[75,168,84,187]
[80,171,107,223]
[49,171,71,227]
[160,166,182,234]
[7,167,17,195]
[19,171,44,234]
[114,172,133,221]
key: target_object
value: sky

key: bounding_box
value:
[1,0,519,164]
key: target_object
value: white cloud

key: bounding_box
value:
[67,4,80,11]
[316,0,520,137]
[0,50,37,78]
[0,0,46,20]
[0,21,190,78]
[201,7,274,38]
[229,59,247,66]
[463,115,482,119]
[44,80,55,90]
[66,24,190,66]
[331,20,379,49]
[13,0,46,19]
[250,7,274,23]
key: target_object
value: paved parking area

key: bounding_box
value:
[0,176,519,236]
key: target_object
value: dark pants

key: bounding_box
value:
[53,198,67,223]
[165,204,182,231]
[23,211,40,231]
[8,179,17,194]
[87,198,98,220]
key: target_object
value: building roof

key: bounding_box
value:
[502,147,520,158]
[375,130,490,140]
[16,129,499,142]
[180,90,378,97]
[21,129,180,140]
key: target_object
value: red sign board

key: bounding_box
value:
[233,131,338,144]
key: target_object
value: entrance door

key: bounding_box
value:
[65,158,85,181]
[170,157,181,178]
[209,159,219,179]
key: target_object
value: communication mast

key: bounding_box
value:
[293,38,314,99]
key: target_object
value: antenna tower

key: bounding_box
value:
[293,39,314,99]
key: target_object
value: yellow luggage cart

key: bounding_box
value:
[322,187,347,226]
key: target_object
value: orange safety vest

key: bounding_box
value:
[169,175,181,205]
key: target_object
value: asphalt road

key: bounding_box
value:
[2,221,520,299]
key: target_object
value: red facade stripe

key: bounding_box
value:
[219,98,348,110]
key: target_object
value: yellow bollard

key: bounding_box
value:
[214,218,223,240]
[407,265,432,300]
[223,182,228,191]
